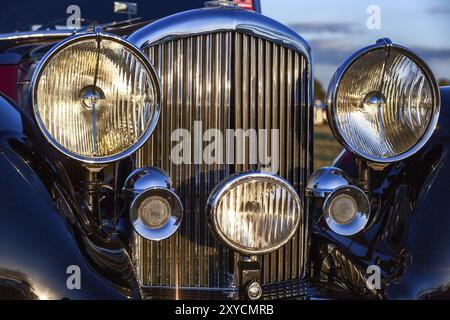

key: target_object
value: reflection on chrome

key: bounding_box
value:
[327,39,440,163]
[123,167,183,241]
[323,185,370,236]
[207,172,302,255]
[32,31,161,163]
[307,167,371,236]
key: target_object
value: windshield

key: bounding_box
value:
[0,0,206,33]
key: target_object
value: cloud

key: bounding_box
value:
[428,5,450,15]
[412,47,450,60]
[288,22,363,35]
[308,38,450,66]
[308,39,357,65]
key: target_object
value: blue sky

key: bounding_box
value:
[261,0,450,88]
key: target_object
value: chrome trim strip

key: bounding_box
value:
[127,7,311,59]
[0,30,76,42]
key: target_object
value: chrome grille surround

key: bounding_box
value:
[128,8,313,291]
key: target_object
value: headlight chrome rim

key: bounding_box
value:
[327,39,440,163]
[31,31,161,164]
[207,172,303,256]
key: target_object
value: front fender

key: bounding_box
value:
[325,87,450,299]
[384,86,450,299]
[384,138,450,299]
[0,94,139,299]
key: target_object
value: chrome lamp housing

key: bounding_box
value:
[31,29,161,164]
[123,167,183,241]
[326,38,440,163]
[311,39,441,236]
[307,167,371,236]
[207,172,303,255]
[306,166,351,198]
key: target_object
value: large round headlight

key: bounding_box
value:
[32,30,160,163]
[207,172,302,255]
[327,39,440,163]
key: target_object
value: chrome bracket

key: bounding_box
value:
[81,164,108,228]
[238,256,262,300]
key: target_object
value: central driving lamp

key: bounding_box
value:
[207,172,303,255]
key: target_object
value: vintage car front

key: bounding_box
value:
[0,0,449,300]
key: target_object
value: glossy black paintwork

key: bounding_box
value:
[315,87,450,299]
[0,93,139,299]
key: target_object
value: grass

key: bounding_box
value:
[313,124,343,170]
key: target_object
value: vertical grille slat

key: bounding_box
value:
[135,31,309,289]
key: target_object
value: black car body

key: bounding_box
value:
[0,0,449,300]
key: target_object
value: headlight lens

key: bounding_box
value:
[32,32,160,163]
[327,40,440,162]
[208,172,302,255]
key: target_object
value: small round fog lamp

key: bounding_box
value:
[139,196,171,229]
[130,188,183,241]
[323,186,370,236]
[328,194,358,225]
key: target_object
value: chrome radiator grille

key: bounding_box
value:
[134,31,311,288]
